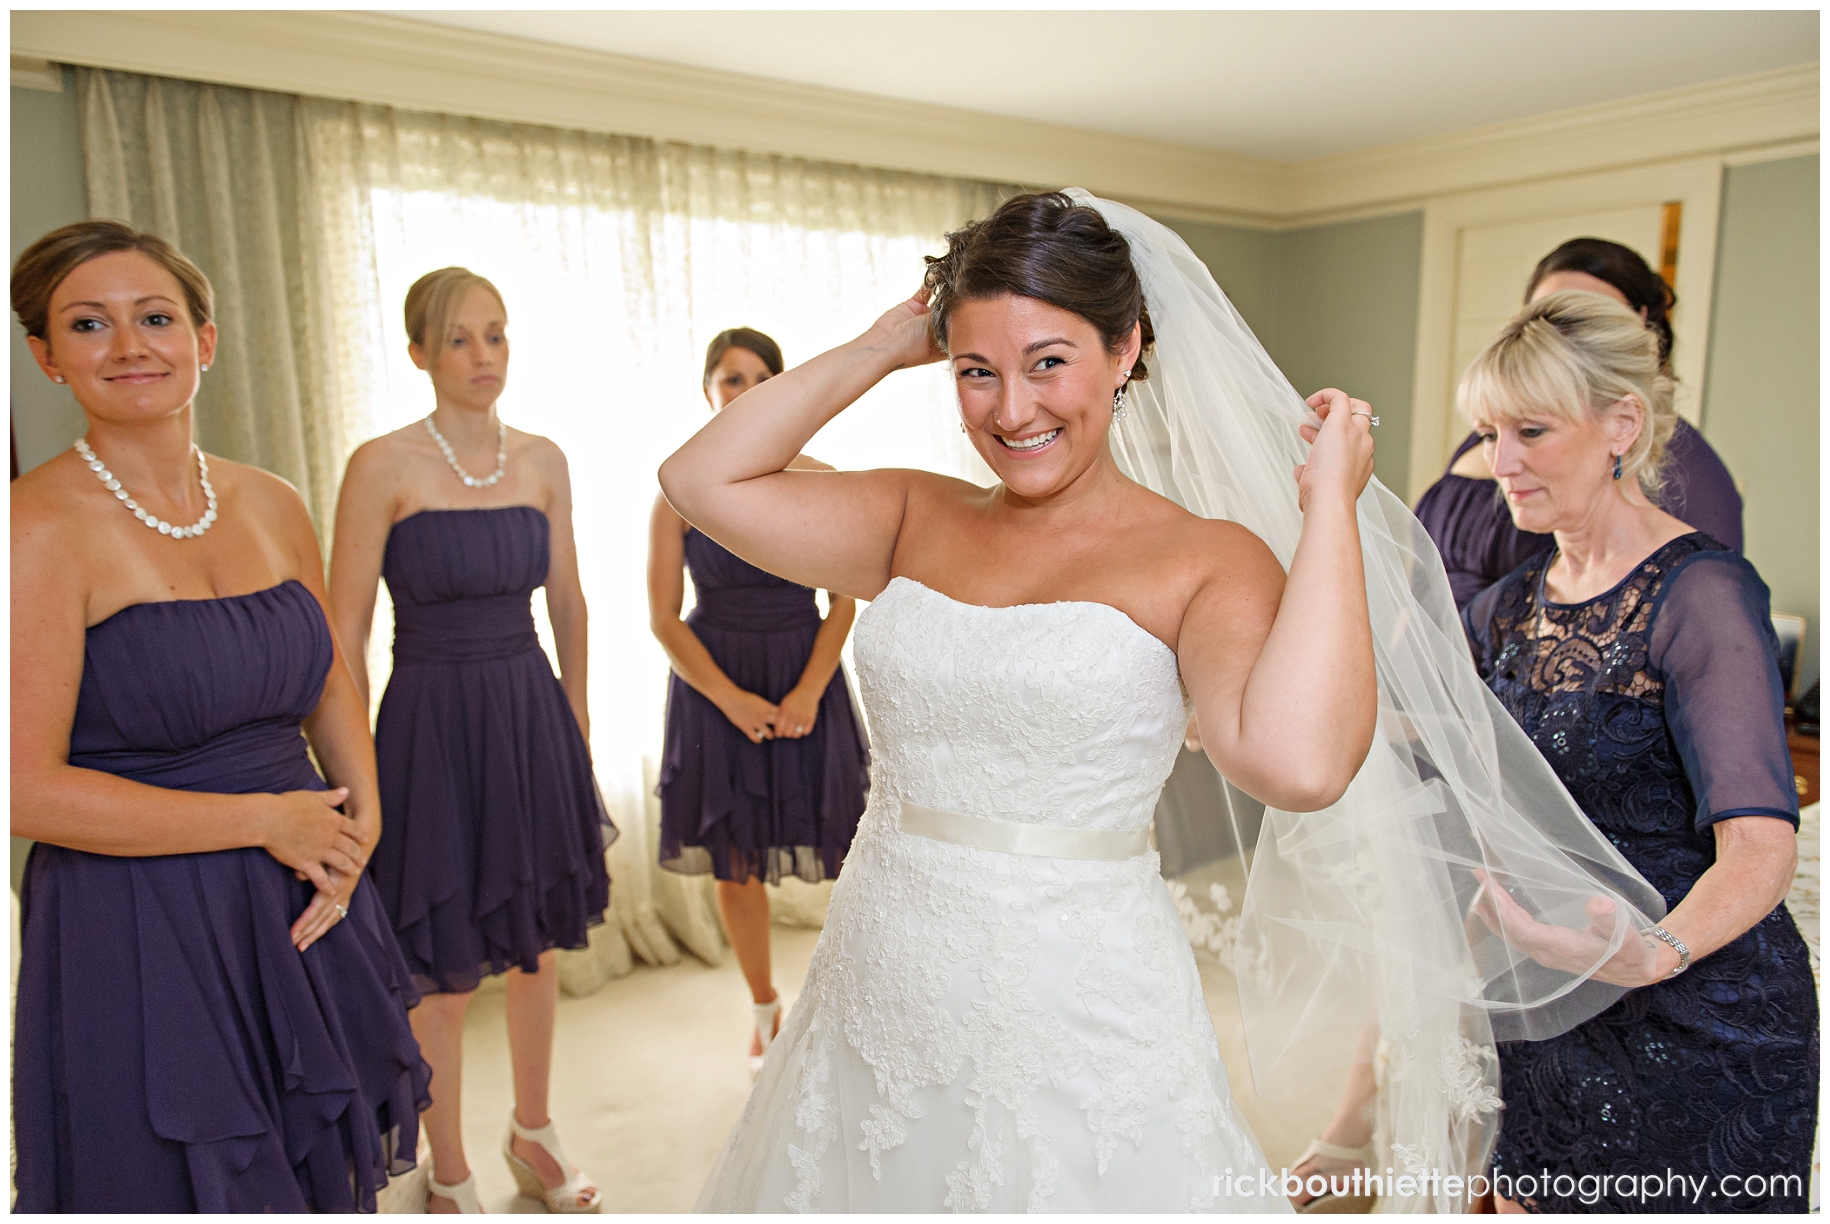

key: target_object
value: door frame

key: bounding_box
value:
[1405,156,1725,502]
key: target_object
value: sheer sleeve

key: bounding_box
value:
[1648,549,1798,830]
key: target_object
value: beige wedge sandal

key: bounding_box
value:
[503,1114,603,1213]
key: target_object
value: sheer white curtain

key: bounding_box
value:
[301,99,1011,980]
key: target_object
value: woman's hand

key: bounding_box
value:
[859,288,945,372]
[772,685,822,739]
[721,690,781,744]
[291,868,360,952]
[1295,388,1377,513]
[258,787,366,892]
[1469,869,1663,988]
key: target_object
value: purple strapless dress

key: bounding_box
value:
[13,580,431,1213]
[369,507,612,996]
[657,528,869,884]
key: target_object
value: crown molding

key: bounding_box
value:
[1281,63,1819,220]
[8,10,1285,217]
[11,54,62,93]
[11,10,1818,226]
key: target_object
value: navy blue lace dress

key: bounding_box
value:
[1466,534,1817,1213]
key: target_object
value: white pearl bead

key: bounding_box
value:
[145,517,161,529]
[134,508,149,521]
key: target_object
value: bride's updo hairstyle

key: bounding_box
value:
[1458,289,1677,500]
[923,191,1155,382]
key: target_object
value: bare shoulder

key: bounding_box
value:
[11,455,82,551]
[342,427,418,478]
[211,456,314,531]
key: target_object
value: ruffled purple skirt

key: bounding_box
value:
[657,612,869,885]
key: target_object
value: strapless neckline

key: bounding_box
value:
[881,575,1175,664]
[393,505,544,528]
[90,577,310,632]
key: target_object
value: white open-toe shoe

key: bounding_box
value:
[748,997,782,1079]
[427,1166,484,1214]
[503,1114,603,1213]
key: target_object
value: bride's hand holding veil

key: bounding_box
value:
[1293,387,1376,512]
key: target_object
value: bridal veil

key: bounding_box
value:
[1076,190,1666,1211]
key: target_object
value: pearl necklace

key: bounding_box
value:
[423,415,507,488]
[73,436,218,539]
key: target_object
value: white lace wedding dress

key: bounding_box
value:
[696,577,1285,1213]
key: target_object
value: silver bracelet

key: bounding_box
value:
[1644,925,1690,977]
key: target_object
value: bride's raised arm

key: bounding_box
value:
[1178,388,1379,813]
[658,294,947,600]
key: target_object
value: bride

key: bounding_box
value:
[663,192,1662,1212]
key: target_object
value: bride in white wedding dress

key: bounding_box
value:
[663,191,1375,1212]
[664,191,1663,1213]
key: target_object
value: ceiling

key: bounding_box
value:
[384,10,1818,162]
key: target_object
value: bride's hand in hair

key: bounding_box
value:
[1293,388,1377,513]
[1469,869,1662,988]
[859,288,945,372]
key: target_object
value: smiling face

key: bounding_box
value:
[1471,398,1643,535]
[703,345,774,412]
[29,250,217,427]
[412,285,507,409]
[948,295,1138,500]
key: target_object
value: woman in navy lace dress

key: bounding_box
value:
[1459,291,1815,1212]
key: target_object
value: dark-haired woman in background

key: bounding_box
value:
[11,222,429,1211]
[1414,238,1742,609]
[329,267,608,1213]
[647,327,870,1076]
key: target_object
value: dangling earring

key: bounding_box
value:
[1611,452,1623,481]
[959,420,967,434]
[1113,369,1132,424]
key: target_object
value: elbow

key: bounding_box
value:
[656,455,697,521]
[1274,770,1353,814]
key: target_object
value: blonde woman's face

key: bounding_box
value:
[415,285,507,409]
[1473,398,1641,536]
[29,250,217,428]
[703,346,773,412]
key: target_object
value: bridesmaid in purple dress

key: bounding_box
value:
[329,268,608,1213]
[1414,238,1742,610]
[11,221,430,1211]
[647,329,870,1073]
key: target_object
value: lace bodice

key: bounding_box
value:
[697,576,1271,1212]
[851,577,1188,832]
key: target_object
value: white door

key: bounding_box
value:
[1450,206,1666,433]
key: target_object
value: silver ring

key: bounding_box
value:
[1350,410,1380,425]
[333,902,349,919]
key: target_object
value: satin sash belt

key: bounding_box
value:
[897,801,1149,862]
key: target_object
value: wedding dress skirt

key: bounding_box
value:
[697,578,1285,1213]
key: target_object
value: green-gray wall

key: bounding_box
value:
[1701,154,1819,693]
[13,71,89,476]
[12,71,88,896]
[1157,212,1424,495]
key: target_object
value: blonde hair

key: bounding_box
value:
[403,267,506,362]
[1457,289,1677,501]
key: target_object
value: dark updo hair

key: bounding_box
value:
[12,220,213,341]
[923,192,1155,381]
[1526,238,1675,368]
[703,327,784,384]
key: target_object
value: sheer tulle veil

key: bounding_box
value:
[1072,189,1666,1209]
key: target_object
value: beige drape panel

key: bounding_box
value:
[78,69,355,530]
[79,66,1015,990]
